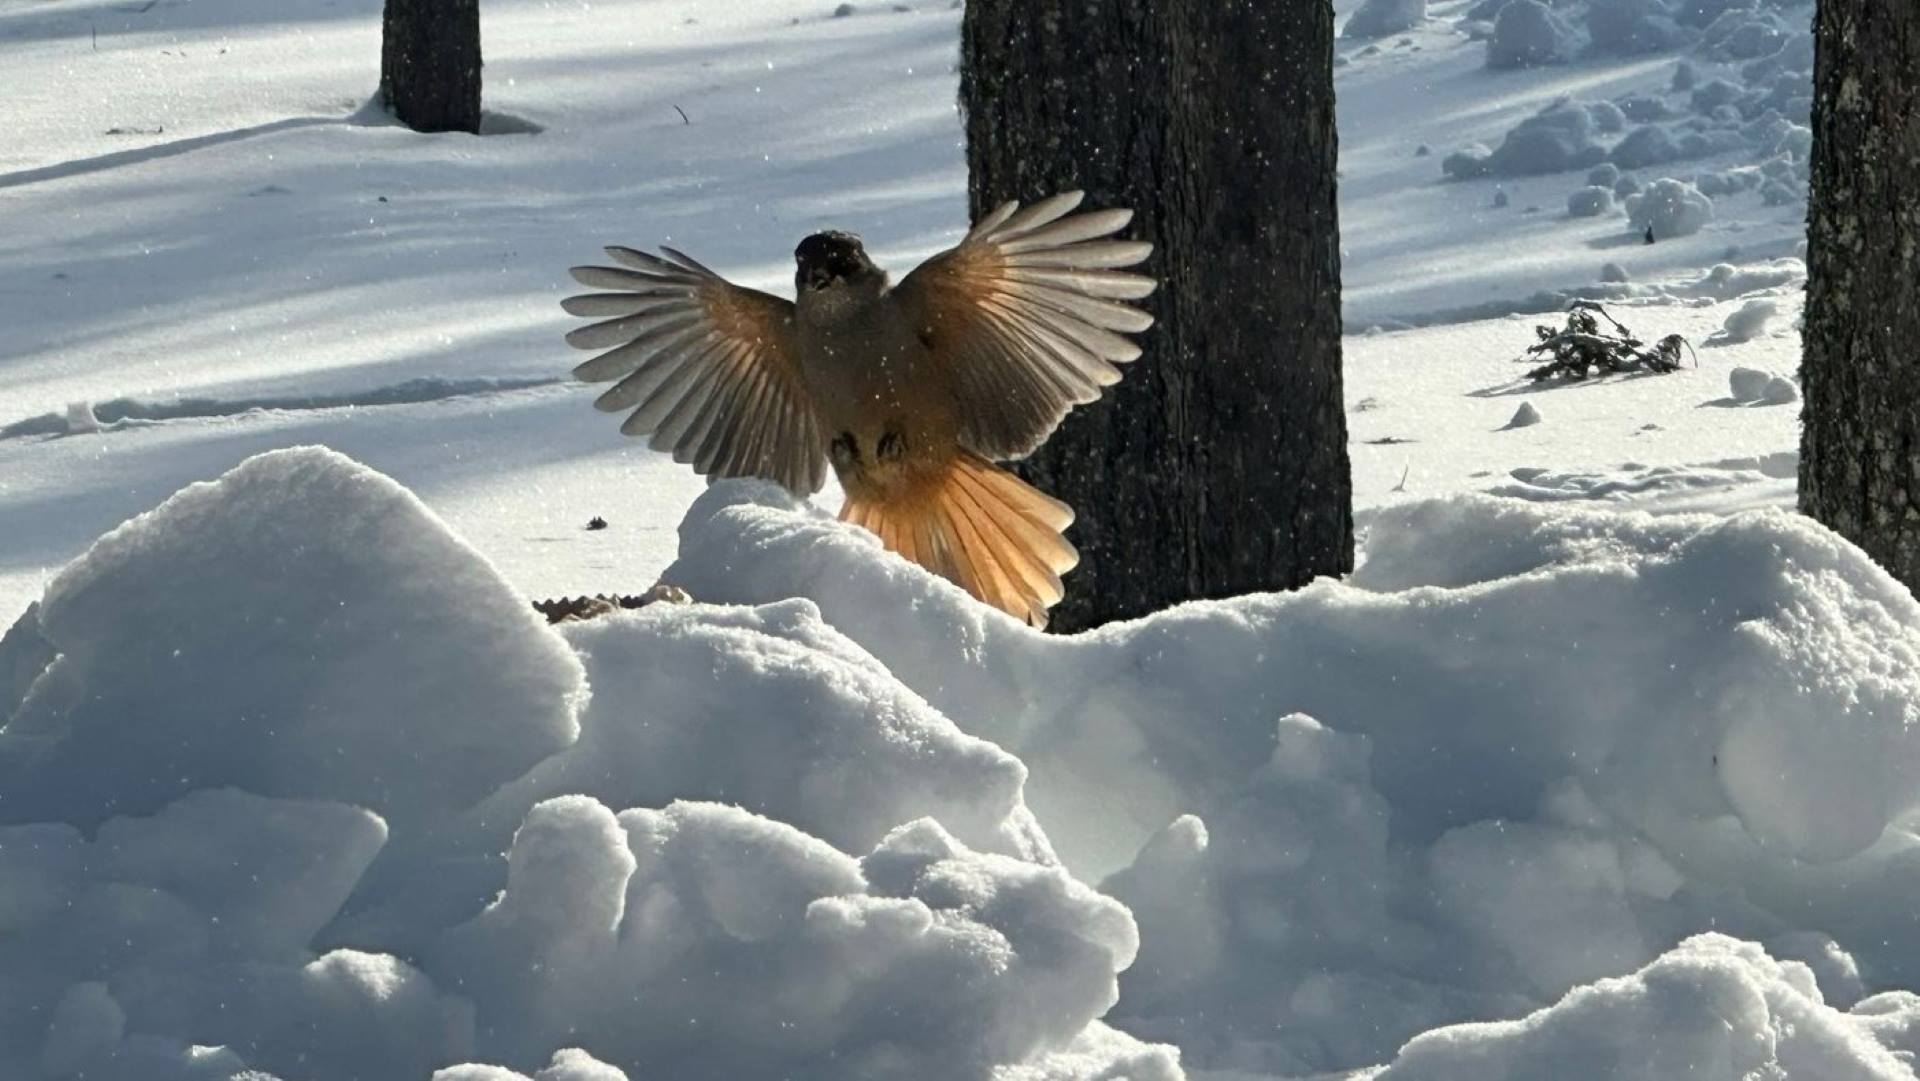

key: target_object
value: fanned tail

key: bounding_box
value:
[840,452,1078,628]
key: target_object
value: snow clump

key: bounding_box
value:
[1626,177,1714,238]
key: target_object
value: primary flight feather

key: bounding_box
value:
[563,191,1156,628]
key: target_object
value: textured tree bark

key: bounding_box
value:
[1801,3,1920,588]
[960,0,1352,631]
[381,0,482,135]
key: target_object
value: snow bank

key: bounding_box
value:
[14,446,1920,1080]
[435,1048,629,1081]
[0,450,1167,1081]
[667,482,1920,1073]
[0,446,585,831]
[1490,454,1797,503]
[430,799,1137,1080]
[336,597,1055,951]
[1368,934,1920,1079]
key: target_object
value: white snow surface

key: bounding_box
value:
[3,0,1900,1078]
[10,448,1920,1079]
[0,0,1812,624]
[0,449,1146,1080]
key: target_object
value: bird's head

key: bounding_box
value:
[795,231,880,294]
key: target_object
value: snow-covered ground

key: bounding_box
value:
[6,0,1899,1079]
[0,0,1811,622]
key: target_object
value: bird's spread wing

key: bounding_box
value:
[891,191,1156,460]
[564,247,827,495]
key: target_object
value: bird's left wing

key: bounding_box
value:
[890,191,1156,461]
[564,247,827,495]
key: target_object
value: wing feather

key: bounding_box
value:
[563,248,827,494]
[891,191,1156,460]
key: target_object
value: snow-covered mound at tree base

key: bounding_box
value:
[667,481,1920,1073]
[0,448,1159,1081]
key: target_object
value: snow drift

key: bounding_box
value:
[666,480,1920,1074]
[8,448,1920,1079]
[0,448,1157,1081]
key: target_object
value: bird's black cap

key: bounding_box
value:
[795,231,873,288]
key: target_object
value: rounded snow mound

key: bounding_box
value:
[1626,177,1714,238]
[1487,0,1579,68]
[1567,185,1616,217]
[1712,298,1780,344]
[15,451,1920,1080]
[1372,934,1919,1079]
[0,449,1154,1081]
[671,482,1920,1073]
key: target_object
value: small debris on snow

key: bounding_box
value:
[532,582,693,624]
[1523,302,1691,381]
[586,516,608,531]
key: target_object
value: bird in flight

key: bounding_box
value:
[562,192,1155,628]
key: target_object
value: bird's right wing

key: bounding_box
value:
[890,191,1156,461]
[564,247,827,495]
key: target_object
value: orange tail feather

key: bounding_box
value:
[840,452,1078,628]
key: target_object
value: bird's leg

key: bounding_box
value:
[876,427,907,464]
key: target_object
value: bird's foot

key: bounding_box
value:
[876,428,907,464]
[829,431,860,469]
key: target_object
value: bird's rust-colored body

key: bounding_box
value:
[792,271,954,500]
[562,193,1155,627]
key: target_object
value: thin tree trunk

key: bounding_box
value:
[960,0,1352,631]
[381,0,482,135]
[1801,2,1920,586]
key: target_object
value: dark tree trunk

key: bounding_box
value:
[381,0,482,134]
[1801,3,1920,586]
[960,0,1352,631]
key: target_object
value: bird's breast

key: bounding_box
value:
[798,316,955,495]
